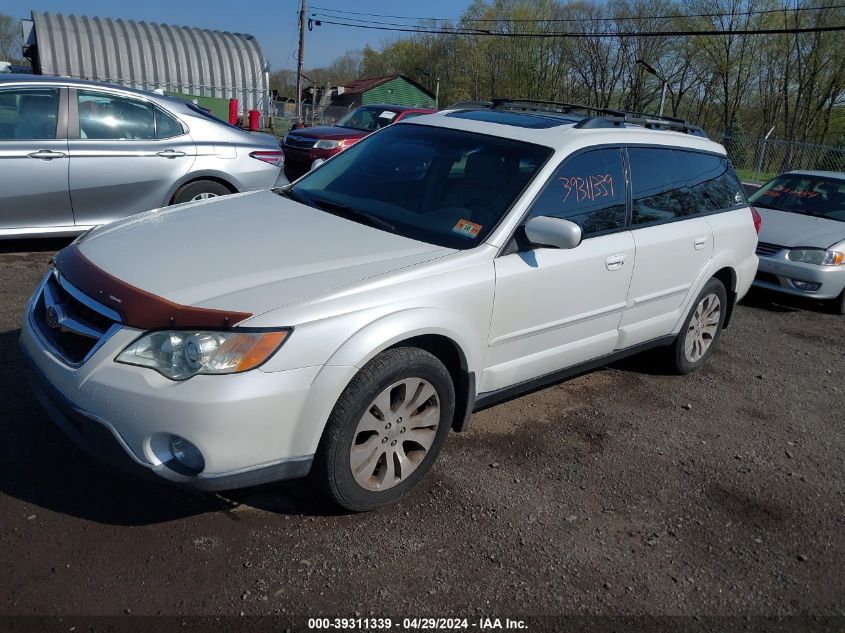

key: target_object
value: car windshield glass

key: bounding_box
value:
[289,124,552,249]
[749,174,845,222]
[335,107,401,132]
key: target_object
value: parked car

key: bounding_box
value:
[21,101,758,511]
[281,104,436,179]
[0,75,285,239]
[748,170,845,313]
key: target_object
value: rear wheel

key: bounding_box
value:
[312,347,454,512]
[667,278,728,374]
[171,180,231,204]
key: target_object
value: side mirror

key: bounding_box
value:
[523,216,582,250]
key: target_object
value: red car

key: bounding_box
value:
[281,104,436,179]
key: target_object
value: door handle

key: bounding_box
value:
[694,235,709,250]
[28,150,67,160]
[605,253,627,271]
[156,149,186,158]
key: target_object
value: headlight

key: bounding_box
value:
[116,329,290,380]
[314,139,345,150]
[786,248,844,266]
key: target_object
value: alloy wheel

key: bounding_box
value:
[349,378,441,491]
[684,293,721,363]
[190,192,218,201]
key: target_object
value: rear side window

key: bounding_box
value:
[0,88,59,140]
[682,152,744,211]
[78,91,155,140]
[528,148,627,236]
[630,147,696,225]
[155,107,185,139]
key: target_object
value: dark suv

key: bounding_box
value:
[281,104,435,179]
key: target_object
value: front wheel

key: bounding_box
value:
[312,347,455,512]
[666,278,728,374]
[834,289,845,316]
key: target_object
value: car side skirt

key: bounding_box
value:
[472,335,676,412]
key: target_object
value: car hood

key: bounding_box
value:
[756,207,845,248]
[289,125,369,141]
[75,190,453,319]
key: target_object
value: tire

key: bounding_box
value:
[667,278,728,375]
[171,180,231,204]
[312,347,455,512]
[834,290,845,316]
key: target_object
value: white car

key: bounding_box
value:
[748,170,845,314]
[21,101,759,511]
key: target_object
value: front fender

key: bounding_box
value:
[290,309,484,455]
[326,307,481,372]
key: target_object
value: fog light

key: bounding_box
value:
[169,436,205,474]
[310,158,325,170]
[791,279,821,291]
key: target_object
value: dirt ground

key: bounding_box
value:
[0,238,842,629]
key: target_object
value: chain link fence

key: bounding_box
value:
[270,102,355,126]
[719,135,845,184]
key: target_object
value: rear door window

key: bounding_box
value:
[629,147,695,225]
[78,91,155,140]
[527,148,627,237]
[0,88,60,140]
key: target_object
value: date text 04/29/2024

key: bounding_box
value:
[307,617,528,630]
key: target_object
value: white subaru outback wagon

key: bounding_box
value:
[21,100,759,511]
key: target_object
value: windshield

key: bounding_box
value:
[749,174,845,222]
[288,123,552,249]
[335,107,403,132]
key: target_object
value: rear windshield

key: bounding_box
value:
[749,174,845,221]
[289,124,552,248]
[182,101,237,128]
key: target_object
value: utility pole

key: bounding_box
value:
[295,0,306,127]
[415,67,440,109]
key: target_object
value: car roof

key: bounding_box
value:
[0,73,191,109]
[402,107,726,155]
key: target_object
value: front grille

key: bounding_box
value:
[283,135,317,150]
[756,242,784,257]
[31,271,120,365]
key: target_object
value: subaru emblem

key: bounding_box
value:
[46,305,59,328]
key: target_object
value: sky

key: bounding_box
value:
[4,0,473,70]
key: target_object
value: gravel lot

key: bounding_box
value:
[0,239,842,628]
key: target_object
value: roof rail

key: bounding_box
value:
[575,112,707,137]
[490,98,623,118]
[489,98,707,137]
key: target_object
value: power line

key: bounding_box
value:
[312,18,845,38]
[310,4,845,24]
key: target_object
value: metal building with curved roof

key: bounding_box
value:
[24,11,269,113]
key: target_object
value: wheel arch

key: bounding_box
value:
[385,334,475,434]
[324,310,482,434]
[166,172,241,205]
[711,266,738,328]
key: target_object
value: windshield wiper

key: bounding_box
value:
[309,196,396,233]
[272,187,309,203]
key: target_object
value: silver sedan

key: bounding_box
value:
[749,170,845,314]
[0,74,286,239]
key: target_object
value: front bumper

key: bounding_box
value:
[20,291,323,491]
[754,252,845,300]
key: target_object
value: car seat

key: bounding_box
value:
[13,94,57,140]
